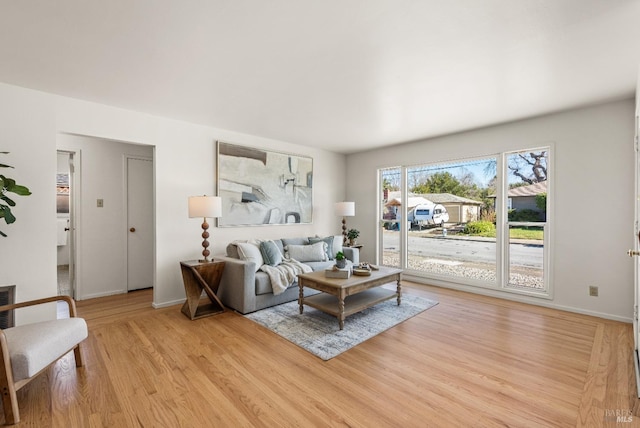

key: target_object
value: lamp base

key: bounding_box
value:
[342,217,348,245]
[199,219,211,263]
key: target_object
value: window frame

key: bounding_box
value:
[376,146,552,299]
[500,147,552,298]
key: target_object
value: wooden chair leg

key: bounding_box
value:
[0,334,19,425]
[0,378,19,425]
[73,344,83,368]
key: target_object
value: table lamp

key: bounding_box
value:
[188,195,222,262]
[334,201,355,245]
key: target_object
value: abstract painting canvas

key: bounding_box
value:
[217,141,313,226]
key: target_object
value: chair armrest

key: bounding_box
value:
[0,295,78,318]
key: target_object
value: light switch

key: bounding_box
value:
[97,199,104,208]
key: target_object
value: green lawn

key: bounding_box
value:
[510,227,544,240]
[465,227,543,240]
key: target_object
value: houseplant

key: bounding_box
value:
[347,228,360,246]
[1,153,32,237]
[335,251,346,268]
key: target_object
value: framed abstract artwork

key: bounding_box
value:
[216,141,313,226]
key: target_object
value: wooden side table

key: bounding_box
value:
[179,260,226,320]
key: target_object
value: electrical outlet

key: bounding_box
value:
[589,286,599,297]
[97,199,104,208]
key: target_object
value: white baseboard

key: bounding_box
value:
[405,275,633,323]
[152,298,185,309]
[77,289,127,300]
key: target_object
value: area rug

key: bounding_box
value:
[244,294,438,360]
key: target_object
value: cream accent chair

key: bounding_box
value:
[0,295,88,425]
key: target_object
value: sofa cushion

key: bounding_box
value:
[255,271,299,296]
[273,239,285,256]
[255,271,273,295]
[226,239,254,259]
[259,240,283,266]
[286,242,328,262]
[236,242,264,272]
[281,237,309,247]
[309,236,335,259]
[226,242,241,258]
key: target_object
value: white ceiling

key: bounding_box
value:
[1,1,639,154]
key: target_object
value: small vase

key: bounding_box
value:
[336,259,346,269]
[349,239,356,247]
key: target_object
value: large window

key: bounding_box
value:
[378,147,550,296]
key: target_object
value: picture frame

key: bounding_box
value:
[216,141,313,226]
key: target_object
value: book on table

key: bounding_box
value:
[324,267,351,279]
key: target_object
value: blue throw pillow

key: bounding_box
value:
[260,240,283,266]
[309,236,334,259]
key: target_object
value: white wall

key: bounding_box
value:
[0,84,57,323]
[347,98,635,321]
[0,82,347,319]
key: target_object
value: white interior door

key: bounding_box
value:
[127,157,153,291]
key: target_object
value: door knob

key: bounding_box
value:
[130,227,136,232]
[628,249,640,257]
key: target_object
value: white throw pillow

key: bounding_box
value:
[286,242,328,262]
[236,242,264,272]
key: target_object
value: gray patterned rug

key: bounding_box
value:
[245,294,438,360]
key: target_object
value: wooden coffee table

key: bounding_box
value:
[297,266,402,330]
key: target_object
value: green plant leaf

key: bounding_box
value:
[0,175,15,189]
[0,230,6,237]
[9,184,31,196]
[1,195,15,206]
[0,153,31,237]
[0,206,16,224]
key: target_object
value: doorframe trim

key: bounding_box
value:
[56,149,81,299]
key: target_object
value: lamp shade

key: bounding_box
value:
[188,196,222,218]
[334,201,355,217]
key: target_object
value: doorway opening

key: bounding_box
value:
[57,134,155,302]
[56,151,74,298]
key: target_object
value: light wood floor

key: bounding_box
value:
[4,283,639,427]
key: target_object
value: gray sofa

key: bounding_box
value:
[215,236,359,314]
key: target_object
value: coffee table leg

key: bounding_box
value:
[338,297,345,330]
[299,281,304,314]
[397,276,402,305]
